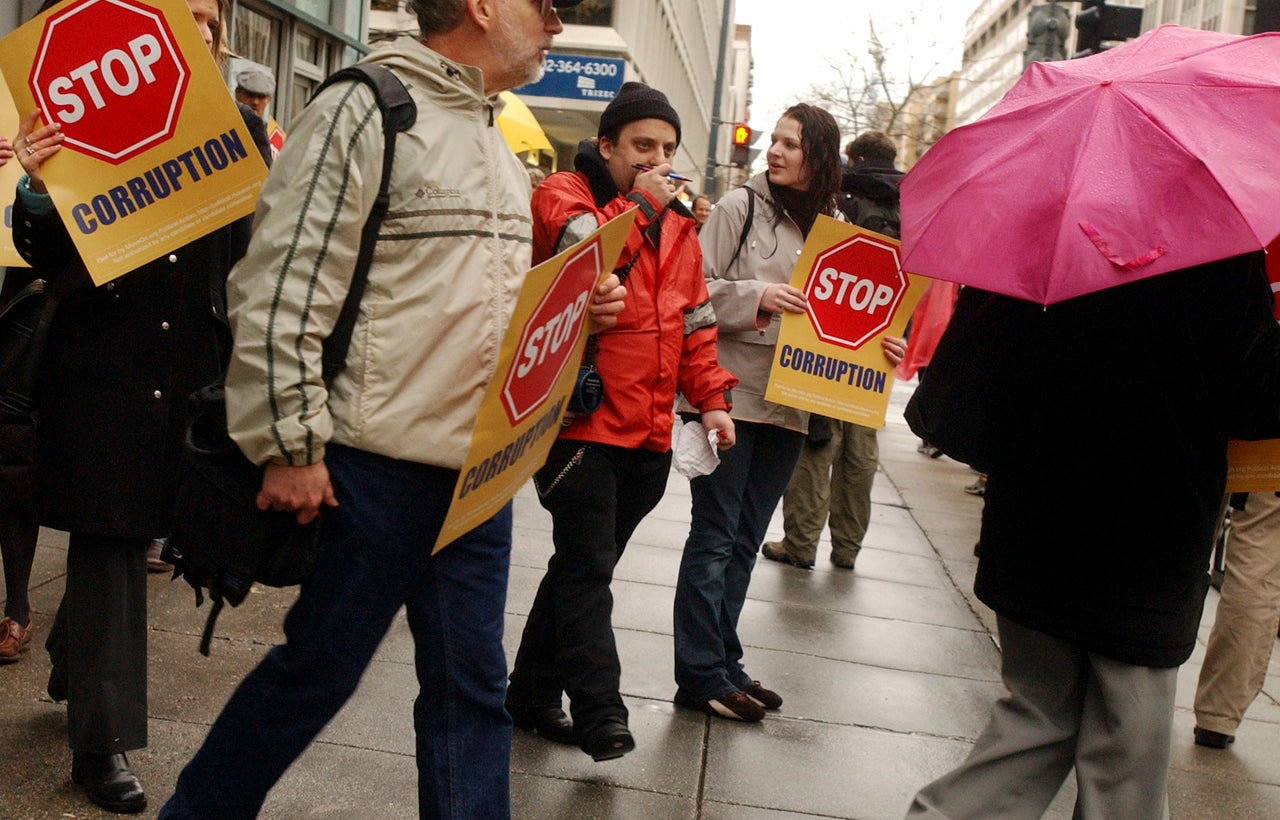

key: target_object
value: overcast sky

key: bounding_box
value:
[733,0,975,132]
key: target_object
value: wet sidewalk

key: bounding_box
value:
[3,380,1280,818]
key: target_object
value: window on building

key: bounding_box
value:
[558,0,612,26]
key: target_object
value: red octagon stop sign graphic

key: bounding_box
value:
[804,234,906,351]
[29,0,190,165]
[502,240,602,425]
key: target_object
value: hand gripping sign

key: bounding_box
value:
[765,215,928,429]
[0,0,267,285]
[433,210,637,553]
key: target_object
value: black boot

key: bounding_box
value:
[72,751,146,813]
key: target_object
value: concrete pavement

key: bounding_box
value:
[3,379,1280,818]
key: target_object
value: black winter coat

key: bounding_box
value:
[969,252,1280,667]
[10,106,267,539]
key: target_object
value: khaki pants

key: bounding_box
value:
[776,421,878,565]
[1194,490,1280,735]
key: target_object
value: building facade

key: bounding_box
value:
[955,1,1275,127]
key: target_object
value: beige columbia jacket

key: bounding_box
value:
[225,40,533,469]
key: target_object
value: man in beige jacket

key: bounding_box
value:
[161,2,622,817]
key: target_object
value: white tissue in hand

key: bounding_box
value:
[673,420,721,478]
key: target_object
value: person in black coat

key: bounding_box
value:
[907,252,1280,818]
[9,0,269,812]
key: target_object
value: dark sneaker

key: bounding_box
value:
[1193,726,1235,749]
[742,680,782,710]
[761,542,814,570]
[831,555,856,570]
[703,690,765,722]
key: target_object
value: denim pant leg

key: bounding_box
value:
[408,502,512,820]
[674,422,803,702]
[723,426,804,690]
[163,446,512,819]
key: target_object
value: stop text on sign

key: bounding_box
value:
[810,269,895,316]
[47,35,164,122]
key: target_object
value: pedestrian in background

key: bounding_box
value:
[761,131,905,572]
[692,194,712,232]
[1193,491,1280,749]
[10,0,269,812]
[159,1,626,817]
[507,81,736,762]
[673,104,898,722]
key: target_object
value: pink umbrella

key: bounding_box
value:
[900,25,1280,305]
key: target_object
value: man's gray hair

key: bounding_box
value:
[406,0,468,36]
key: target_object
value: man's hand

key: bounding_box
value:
[701,409,735,450]
[630,164,682,209]
[257,462,338,525]
[589,273,627,332]
[882,335,907,366]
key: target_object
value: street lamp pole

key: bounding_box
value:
[703,0,733,196]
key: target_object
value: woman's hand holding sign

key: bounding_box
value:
[14,109,62,194]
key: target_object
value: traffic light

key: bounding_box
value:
[1073,1,1144,58]
[731,123,750,167]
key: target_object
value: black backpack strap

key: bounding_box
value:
[725,186,756,274]
[311,64,418,382]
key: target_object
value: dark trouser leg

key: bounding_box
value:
[510,442,668,733]
[0,504,39,624]
[409,503,513,819]
[164,447,492,819]
[51,533,149,753]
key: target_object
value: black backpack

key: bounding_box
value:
[165,64,417,655]
[842,192,900,239]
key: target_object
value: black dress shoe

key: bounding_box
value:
[1194,726,1235,749]
[72,751,147,814]
[507,703,577,745]
[579,718,634,762]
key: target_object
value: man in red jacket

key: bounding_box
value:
[507,82,737,762]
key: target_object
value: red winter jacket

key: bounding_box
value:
[531,144,736,453]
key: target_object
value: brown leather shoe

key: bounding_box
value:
[0,617,32,663]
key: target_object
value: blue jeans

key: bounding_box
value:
[160,445,513,819]
[673,421,804,703]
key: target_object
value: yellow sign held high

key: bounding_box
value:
[0,0,266,285]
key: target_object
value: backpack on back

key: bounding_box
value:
[842,192,900,239]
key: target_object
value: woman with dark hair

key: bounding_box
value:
[11,0,266,812]
[672,104,902,721]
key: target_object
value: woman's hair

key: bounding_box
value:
[212,0,230,69]
[407,0,469,36]
[780,103,842,217]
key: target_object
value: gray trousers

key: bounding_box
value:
[907,616,1175,820]
[1195,490,1280,735]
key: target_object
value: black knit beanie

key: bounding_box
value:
[597,82,682,145]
